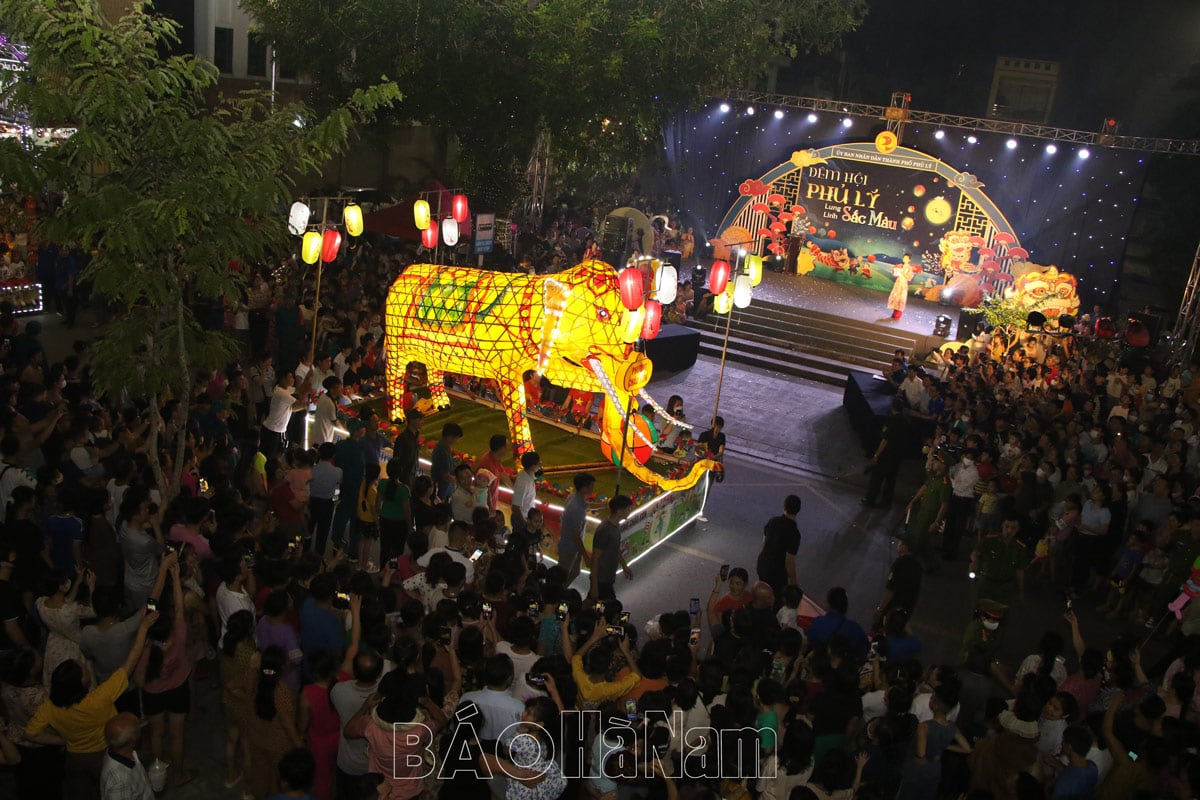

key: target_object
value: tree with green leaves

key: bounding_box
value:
[968,291,1044,357]
[242,0,866,208]
[0,0,398,497]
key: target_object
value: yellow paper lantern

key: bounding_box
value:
[343,203,364,237]
[301,230,322,264]
[413,199,431,231]
[713,289,733,314]
[745,254,763,286]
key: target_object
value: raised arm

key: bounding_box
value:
[170,560,185,622]
[1065,610,1085,659]
[339,594,363,677]
[706,573,723,629]
[149,552,177,608]
[120,610,160,676]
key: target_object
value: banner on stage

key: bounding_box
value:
[713,142,1077,309]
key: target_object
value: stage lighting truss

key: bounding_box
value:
[726,89,1200,156]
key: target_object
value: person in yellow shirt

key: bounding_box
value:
[27,609,157,798]
[562,610,641,707]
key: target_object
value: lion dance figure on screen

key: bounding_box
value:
[384,260,717,491]
[1012,266,1080,322]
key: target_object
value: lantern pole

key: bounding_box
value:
[308,197,330,366]
[710,245,751,427]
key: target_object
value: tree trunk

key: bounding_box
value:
[171,286,192,496]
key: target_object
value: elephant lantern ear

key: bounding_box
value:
[537,279,570,375]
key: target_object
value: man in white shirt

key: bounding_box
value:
[331,650,384,792]
[459,654,525,743]
[899,370,927,410]
[311,376,342,447]
[263,372,308,457]
[100,712,155,800]
[417,521,475,583]
[942,450,980,561]
[511,450,541,533]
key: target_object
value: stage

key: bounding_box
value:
[689,262,972,344]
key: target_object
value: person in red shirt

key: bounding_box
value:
[476,434,512,511]
[523,370,543,409]
[706,566,751,628]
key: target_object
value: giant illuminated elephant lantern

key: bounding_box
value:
[384,260,716,491]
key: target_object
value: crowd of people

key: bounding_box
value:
[0,214,1197,800]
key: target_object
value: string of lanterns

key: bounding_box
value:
[290,199,363,265]
[414,193,470,248]
[707,251,763,313]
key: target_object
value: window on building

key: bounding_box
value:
[246,33,267,78]
[278,56,297,81]
[213,26,234,74]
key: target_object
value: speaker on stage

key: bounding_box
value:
[1127,311,1162,345]
[600,214,629,265]
[957,309,983,342]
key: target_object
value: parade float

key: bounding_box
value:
[381,257,719,567]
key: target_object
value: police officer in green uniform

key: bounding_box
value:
[960,598,1007,664]
[972,513,1027,603]
[904,453,950,567]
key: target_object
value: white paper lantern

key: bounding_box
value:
[733,274,753,308]
[287,201,311,236]
[442,217,460,246]
[655,265,678,304]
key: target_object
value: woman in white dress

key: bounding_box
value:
[888,254,915,321]
[36,567,95,686]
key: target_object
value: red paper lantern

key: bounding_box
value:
[709,260,730,295]
[618,267,644,310]
[320,229,342,263]
[641,300,662,340]
[452,194,469,224]
[421,223,438,249]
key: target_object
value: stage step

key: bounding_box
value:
[683,296,926,386]
[695,337,848,386]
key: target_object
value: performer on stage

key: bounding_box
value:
[680,227,695,264]
[888,253,915,321]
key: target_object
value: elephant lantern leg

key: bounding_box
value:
[427,368,451,410]
[498,377,534,456]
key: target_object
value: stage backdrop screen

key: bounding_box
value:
[662,103,1149,307]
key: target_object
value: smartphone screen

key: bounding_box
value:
[689,597,701,615]
[719,564,730,582]
[624,698,638,719]
[689,627,701,647]
[469,548,484,563]
[146,600,157,612]
[606,625,624,639]
[618,611,631,624]
[528,601,540,615]
[482,602,494,620]
[593,600,605,614]
[556,602,567,621]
